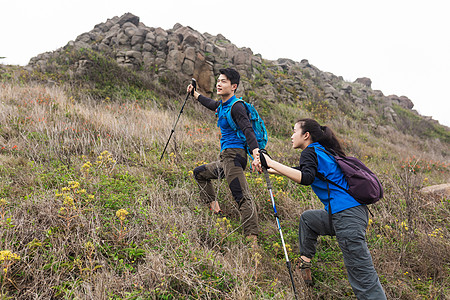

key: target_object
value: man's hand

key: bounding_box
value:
[187,84,199,100]
[251,148,262,173]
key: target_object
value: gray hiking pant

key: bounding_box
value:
[299,205,386,300]
[193,148,259,236]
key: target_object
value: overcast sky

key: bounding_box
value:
[2,0,449,127]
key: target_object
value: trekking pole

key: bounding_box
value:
[259,150,298,300]
[160,78,196,161]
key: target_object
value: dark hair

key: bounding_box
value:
[297,118,346,156]
[219,68,240,91]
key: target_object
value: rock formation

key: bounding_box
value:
[28,12,432,127]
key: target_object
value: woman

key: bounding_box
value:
[259,118,386,300]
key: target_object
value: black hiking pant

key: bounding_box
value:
[193,148,259,236]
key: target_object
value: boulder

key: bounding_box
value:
[383,106,397,123]
[399,96,414,109]
[420,183,450,197]
[300,59,311,68]
[166,50,184,70]
[354,77,372,88]
[387,95,414,109]
[118,13,139,27]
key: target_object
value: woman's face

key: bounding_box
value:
[291,122,310,149]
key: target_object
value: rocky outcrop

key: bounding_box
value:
[28,12,430,127]
[386,95,414,109]
[354,77,372,88]
[29,13,260,97]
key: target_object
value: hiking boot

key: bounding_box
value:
[297,257,313,286]
[209,204,225,217]
[213,210,225,217]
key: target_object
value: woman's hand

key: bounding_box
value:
[259,149,302,183]
[259,150,273,169]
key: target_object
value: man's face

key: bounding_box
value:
[216,74,236,97]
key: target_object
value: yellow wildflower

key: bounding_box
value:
[0,250,20,261]
[63,196,75,207]
[84,241,95,251]
[116,209,129,221]
[285,243,292,252]
[68,181,80,190]
[0,198,7,206]
[81,161,92,172]
[273,242,280,251]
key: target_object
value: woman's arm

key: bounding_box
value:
[262,154,302,184]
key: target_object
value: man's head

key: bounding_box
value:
[217,68,240,98]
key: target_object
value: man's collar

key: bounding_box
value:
[222,94,237,104]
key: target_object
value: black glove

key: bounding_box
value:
[259,149,271,169]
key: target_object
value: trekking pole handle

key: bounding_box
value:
[191,78,197,96]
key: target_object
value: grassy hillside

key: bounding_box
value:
[0,62,449,299]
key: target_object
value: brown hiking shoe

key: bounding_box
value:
[297,258,313,286]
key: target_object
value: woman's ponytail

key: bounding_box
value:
[297,119,345,156]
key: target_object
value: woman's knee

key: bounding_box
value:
[300,210,321,225]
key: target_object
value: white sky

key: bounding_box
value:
[2,0,449,127]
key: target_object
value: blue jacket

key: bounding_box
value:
[197,94,258,153]
[297,142,361,214]
[216,95,246,151]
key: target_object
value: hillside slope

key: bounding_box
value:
[0,13,449,299]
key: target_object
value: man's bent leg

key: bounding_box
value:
[221,149,259,236]
[193,161,223,205]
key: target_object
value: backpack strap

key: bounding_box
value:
[317,172,348,193]
[225,97,245,133]
[314,146,349,193]
[226,98,258,159]
[215,97,244,129]
[325,181,333,233]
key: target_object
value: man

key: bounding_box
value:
[187,68,262,243]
